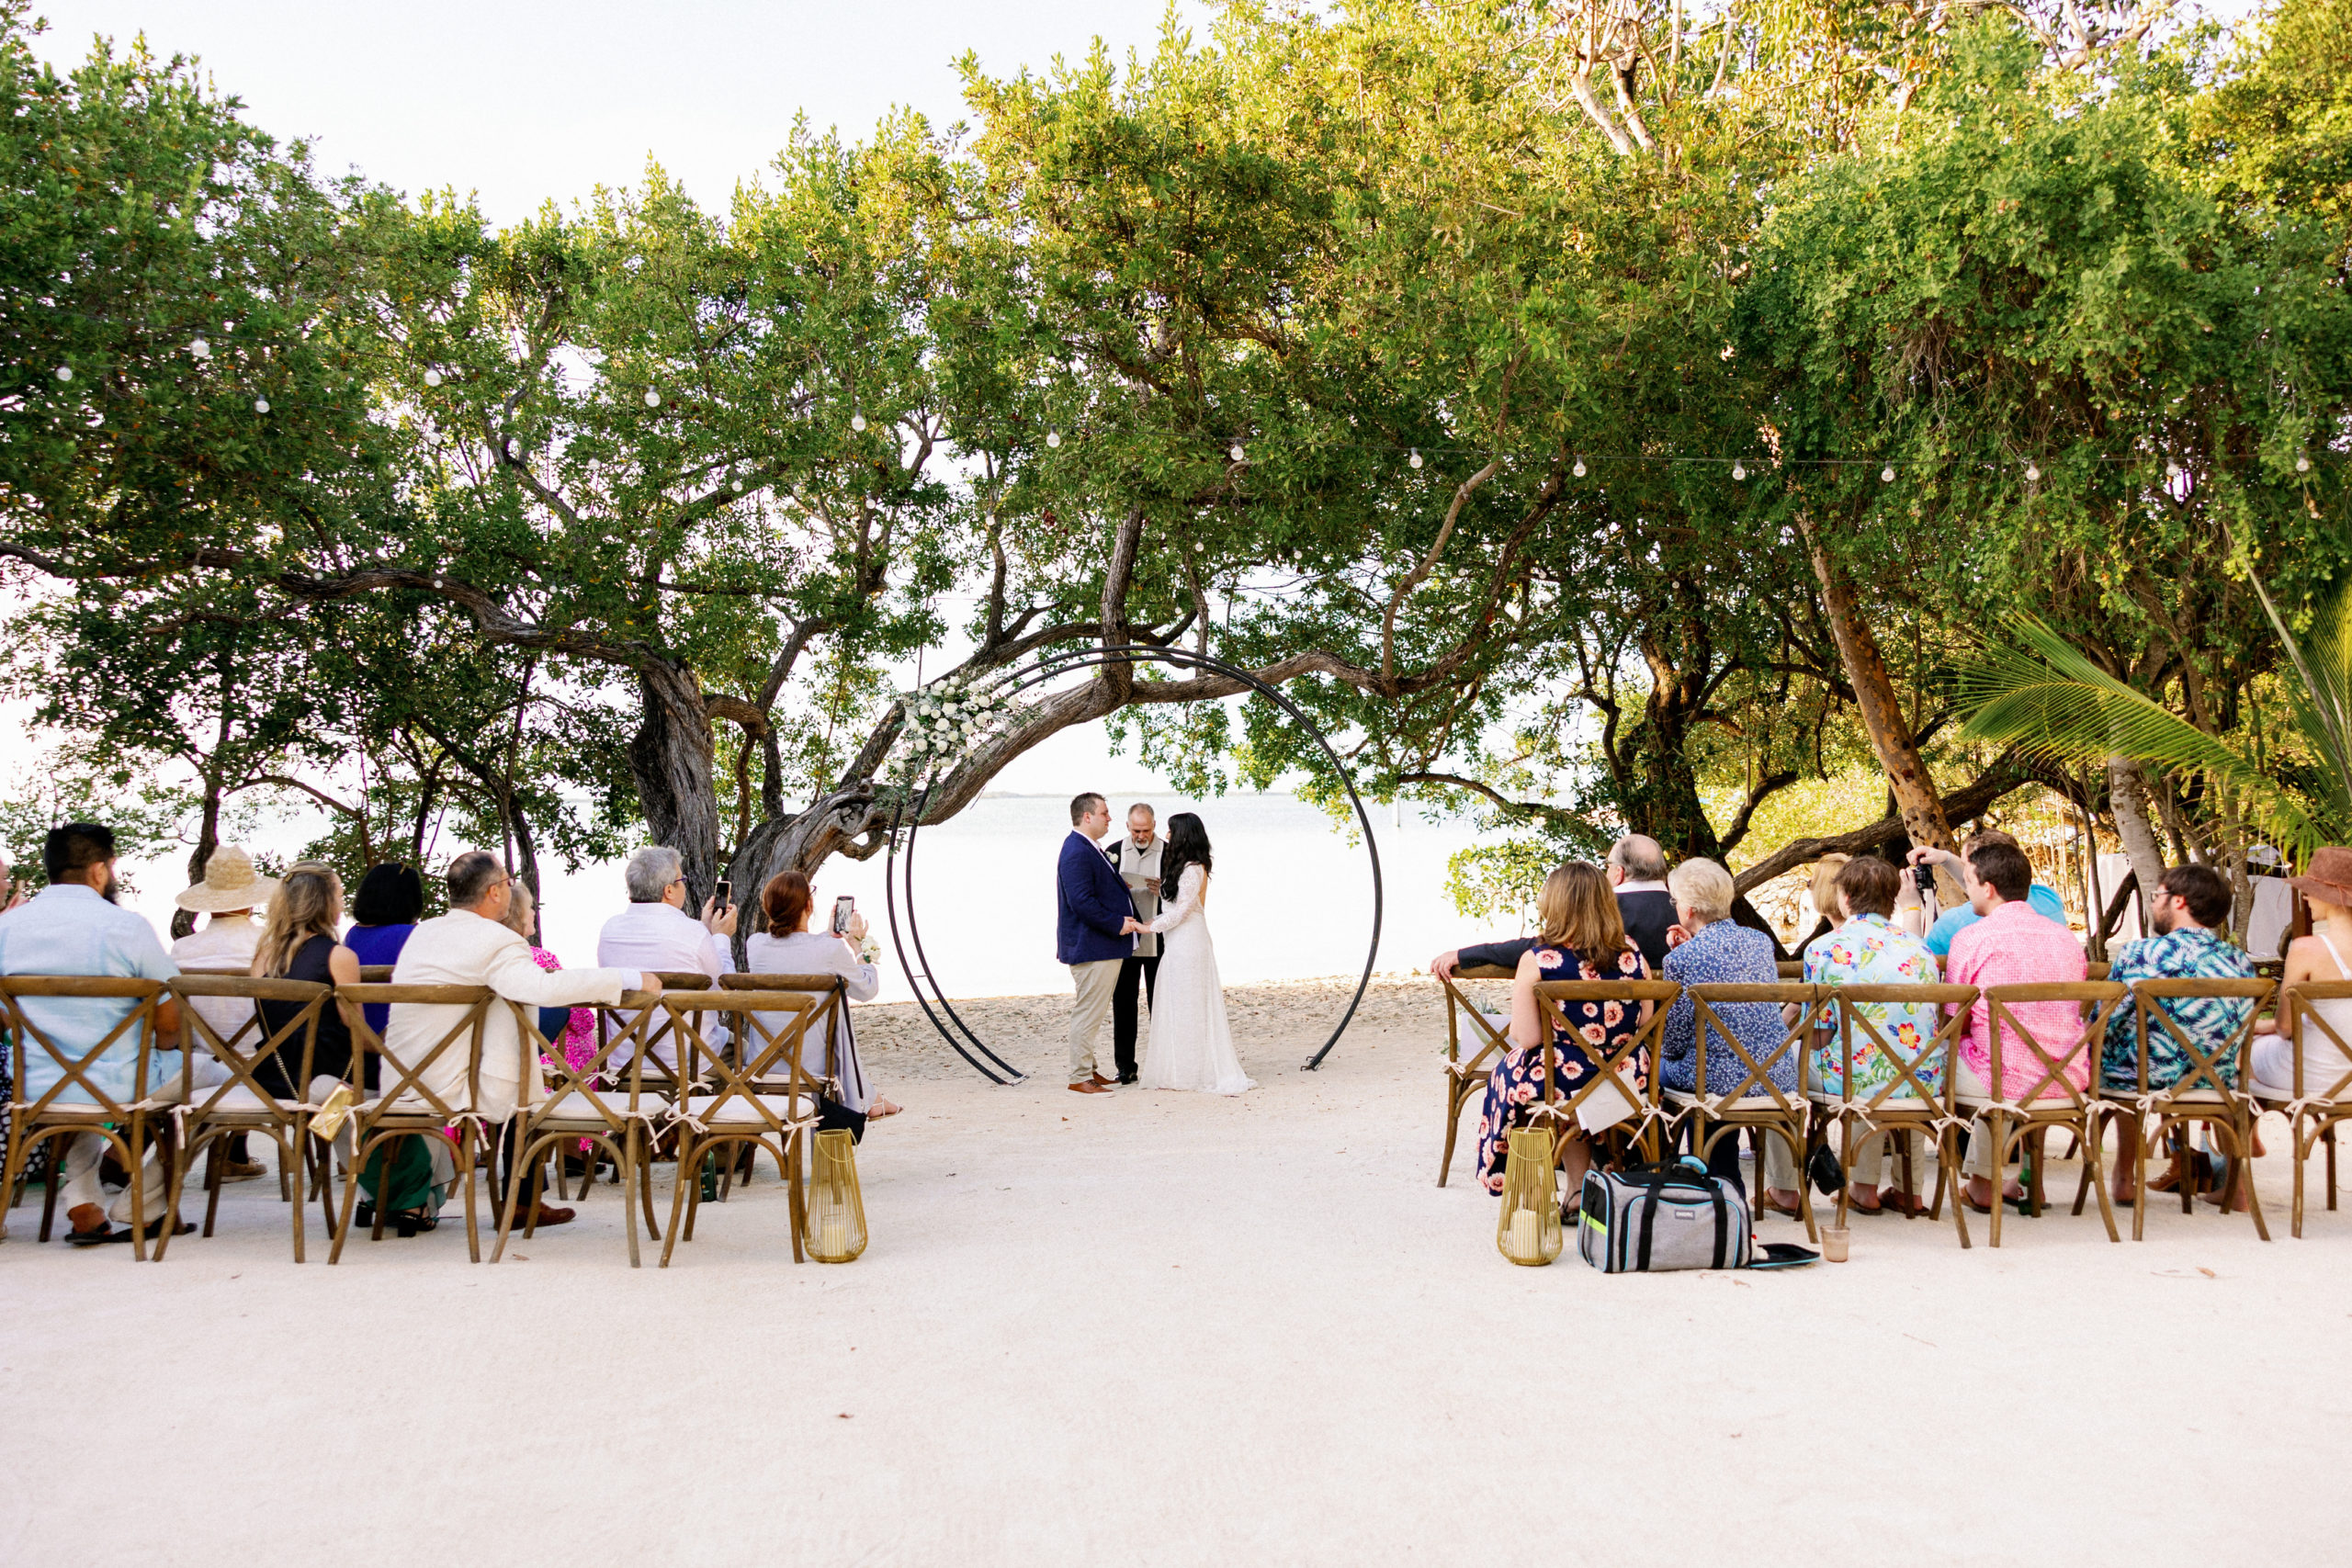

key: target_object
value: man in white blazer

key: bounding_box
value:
[390,852,659,1223]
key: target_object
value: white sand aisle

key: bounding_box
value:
[6,976,2349,1565]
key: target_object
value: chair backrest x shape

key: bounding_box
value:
[1826,983,1977,1114]
[1982,982,2129,1111]
[671,991,818,1137]
[331,984,492,1122]
[1688,982,1825,1111]
[2130,977,2275,1101]
[1440,965,1516,1072]
[2281,981,2352,1102]
[514,990,663,1128]
[1530,979,1680,1120]
[721,973,846,1083]
[171,975,328,1117]
[0,976,166,1120]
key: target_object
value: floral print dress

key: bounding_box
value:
[1476,941,1649,1194]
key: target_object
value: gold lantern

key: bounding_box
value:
[806,1128,867,1263]
[1495,1125,1564,1266]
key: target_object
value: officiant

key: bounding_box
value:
[1111,803,1165,1086]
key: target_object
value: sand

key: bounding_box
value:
[6,974,2348,1566]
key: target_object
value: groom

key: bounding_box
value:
[1057,792,1135,1095]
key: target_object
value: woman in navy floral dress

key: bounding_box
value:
[1476,862,1655,1195]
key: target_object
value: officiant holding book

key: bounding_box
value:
[1111,803,1164,1086]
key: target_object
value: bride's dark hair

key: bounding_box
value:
[1160,812,1213,900]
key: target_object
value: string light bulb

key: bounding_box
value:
[2025,462,2040,482]
[53,365,71,382]
[851,412,867,432]
[254,397,270,413]
[188,338,209,360]
[1731,461,1747,481]
[1880,464,1894,483]
[1408,449,1422,468]
[1229,442,1245,462]
[2166,462,2184,484]
[1572,457,1587,479]
[423,368,442,388]
[2298,455,2312,474]
[643,389,661,408]
[1046,430,1061,448]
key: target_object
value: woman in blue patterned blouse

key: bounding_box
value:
[1657,857,1803,1214]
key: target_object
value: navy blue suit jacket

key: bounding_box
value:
[1057,830,1136,966]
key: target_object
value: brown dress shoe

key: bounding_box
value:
[1068,1080,1113,1094]
[1089,1071,1115,1087]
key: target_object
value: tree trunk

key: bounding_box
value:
[2105,754,2168,922]
[1797,515,1963,902]
[629,660,724,909]
[173,777,223,941]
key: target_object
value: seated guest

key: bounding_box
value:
[345,862,426,1038]
[171,844,278,1182]
[1907,830,2071,960]
[1804,855,1941,1214]
[1657,857,1801,1213]
[0,823,223,1245]
[251,862,363,1097]
[1940,840,2089,1212]
[596,845,739,1067]
[2098,863,2255,1204]
[742,870,900,1127]
[393,852,657,1230]
[498,881,594,1071]
[2251,851,2352,1206]
[1795,853,1850,962]
[1476,861,1654,1201]
[1430,833,1676,979]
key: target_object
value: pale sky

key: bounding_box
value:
[23,0,1207,225]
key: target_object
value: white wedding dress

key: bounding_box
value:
[1139,863,1254,1095]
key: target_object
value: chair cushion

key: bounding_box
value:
[681,1092,817,1126]
[195,1087,291,1118]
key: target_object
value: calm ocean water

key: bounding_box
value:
[107,792,1500,1003]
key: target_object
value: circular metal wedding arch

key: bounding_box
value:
[880,644,1384,1085]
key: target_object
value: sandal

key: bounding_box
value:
[106,1214,194,1244]
[868,1098,905,1119]
[66,1223,121,1247]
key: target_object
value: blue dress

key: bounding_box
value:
[1474,940,1649,1193]
[344,923,414,1035]
[1659,920,1796,1095]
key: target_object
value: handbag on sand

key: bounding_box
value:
[1577,1156,1818,1271]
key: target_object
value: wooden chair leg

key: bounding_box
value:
[1986,1116,2008,1249]
[201,1136,227,1237]
[2292,1114,2310,1238]
[1439,1079,1467,1188]
[659,1135,695,1268]
[280,1132,306,1265]
[2327,1122,2338,1212]
[39,1135,63,1242]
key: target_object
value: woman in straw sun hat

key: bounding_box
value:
[169,846,282,1180]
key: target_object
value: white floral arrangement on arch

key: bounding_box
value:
[897,671,1012,774]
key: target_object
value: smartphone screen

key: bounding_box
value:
[832,895,854,934]
[715,878,731,908]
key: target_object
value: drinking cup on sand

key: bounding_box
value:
[1821,1225,1850,1263]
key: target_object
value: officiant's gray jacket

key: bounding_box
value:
[1116,836,1166,959]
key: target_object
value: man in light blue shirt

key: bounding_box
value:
[0,822,217,1244]
[1908,831,2075,960]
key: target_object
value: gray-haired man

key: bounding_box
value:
[1111,804,1165,1085]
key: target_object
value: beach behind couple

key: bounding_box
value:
[1057,793,1253,1098]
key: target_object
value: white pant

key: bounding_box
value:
[1069,961,1121,1082]
[59,1052,230,1224]
[1954,1059,2027,1179]
[1802,1062,1926,1191]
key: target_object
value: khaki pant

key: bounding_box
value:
[1802,1059,1925,1191]
[60,1051,230,1224]
[1069,960,1122,1083]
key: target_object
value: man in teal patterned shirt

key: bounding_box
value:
[2100,863,2255,1203]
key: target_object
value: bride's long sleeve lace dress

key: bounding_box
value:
[1139,863,1254,1095]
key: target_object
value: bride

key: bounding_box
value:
[1121,812,1253,1094]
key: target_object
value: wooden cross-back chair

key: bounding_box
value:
[2080,978,2275,1242]
[490,992,667,1267]
[1676,983,1831,1242]
[591,971,718,1135]
[2257,981,2352,1237]
[660,990,820,1267]
[1959,981,2129,1247]
[166,975,330,1261]
[0,976,171,1258]
[1524,979,1680,1175]
[325,984,493,1264]
[719,972,848,1192]
[1436,964,1516,1187]
[1804,982,1976,1233]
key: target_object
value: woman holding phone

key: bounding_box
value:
[743,870,901,1126]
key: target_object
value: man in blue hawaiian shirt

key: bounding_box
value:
[2100,863,2255,1203]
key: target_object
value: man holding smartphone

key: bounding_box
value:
[1112,803,1165,1086]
